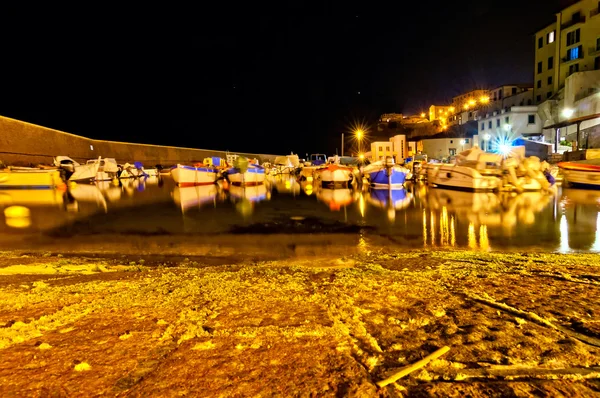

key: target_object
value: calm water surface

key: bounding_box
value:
[1,175,599,253]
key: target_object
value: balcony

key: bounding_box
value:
[575,87,600,102]
[590,46,600,56]
[561,15,586,30]
[591,8,599,18]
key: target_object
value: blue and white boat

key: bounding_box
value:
[226,164,266,185]
[171,164,218,186]
[364,158,411,188]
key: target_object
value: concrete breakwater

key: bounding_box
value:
[0,116,280,166]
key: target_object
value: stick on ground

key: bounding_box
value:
[376,346,450,388]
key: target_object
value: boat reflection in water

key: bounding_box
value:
[559,188,600,252]
[316,188,357,211]
[270,175,301,195]
[227,183,270,218]
[422,187,556,249]
[172,184,218,213]
[367,188,413,222]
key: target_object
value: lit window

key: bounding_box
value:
[548,31,555,44]
[90,145,94,151]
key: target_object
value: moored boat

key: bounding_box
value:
[558,159,600,188]
[61,157,119,182]
[0,169,65,189]
[226,164,266,185]
[363,158,410,188]
[315,164,354,187]
[171,164,218,186]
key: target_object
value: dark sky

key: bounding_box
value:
[0,0,570,157]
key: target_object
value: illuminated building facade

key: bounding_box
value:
[533,0,600,104]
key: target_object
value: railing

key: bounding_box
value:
[590,46,600,56]
[561,15,586,30]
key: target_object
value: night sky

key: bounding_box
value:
[1,1,571,157]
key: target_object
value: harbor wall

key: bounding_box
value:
[0,116,280,166]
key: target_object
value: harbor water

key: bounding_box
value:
[1,175,599,253]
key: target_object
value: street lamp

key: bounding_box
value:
[562,108,574,119]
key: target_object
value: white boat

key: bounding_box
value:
[0,169,65,189]
[428,148,502,191]
[119,162,148,179]
[60,156,119,182]
[226,164,266,185]
[173,184,218,212]
[171,164,218,186]
[363,158,411,188]
[270,155,299,175]
[315,164,354,187]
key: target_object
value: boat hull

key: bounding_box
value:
[171,165,218,186]
[0,170,64,189]
[227,168,266,185]
[559,162,600,188]
[429,165,500,191]
[369,166,407,187]
[316,165,353,186]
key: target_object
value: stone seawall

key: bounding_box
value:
[0,116,280,166]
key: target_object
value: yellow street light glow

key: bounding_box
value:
[356,129,364,140]
[464,104,470,110]
[479,96,490,104]
[359,153,365,160]
[468,99,476,106]
[449,107,455,112]
[420,112,426,118]
[562,108,574,118]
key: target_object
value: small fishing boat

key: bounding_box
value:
[270,155,299,175]
[119,162,148,179]
[171,164,218,186]
[363,157,411,188]
[558,159,600,188]
[0,168,65,189]
[58,156,119,182]
[226,164,266,185]
[314,163,354,187]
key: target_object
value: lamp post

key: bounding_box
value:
[356,129,364,156]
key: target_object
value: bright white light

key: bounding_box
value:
[504,124,512,131]
[483,133,491,141]
[499,144,511,155]
[562,108,574,118]
[460,139,466,145]
[90,145,94,151]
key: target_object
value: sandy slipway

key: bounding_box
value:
[1,249,600,397]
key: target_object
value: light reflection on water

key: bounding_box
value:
[1,174,600,252]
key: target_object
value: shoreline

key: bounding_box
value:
[1,248,600,396]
